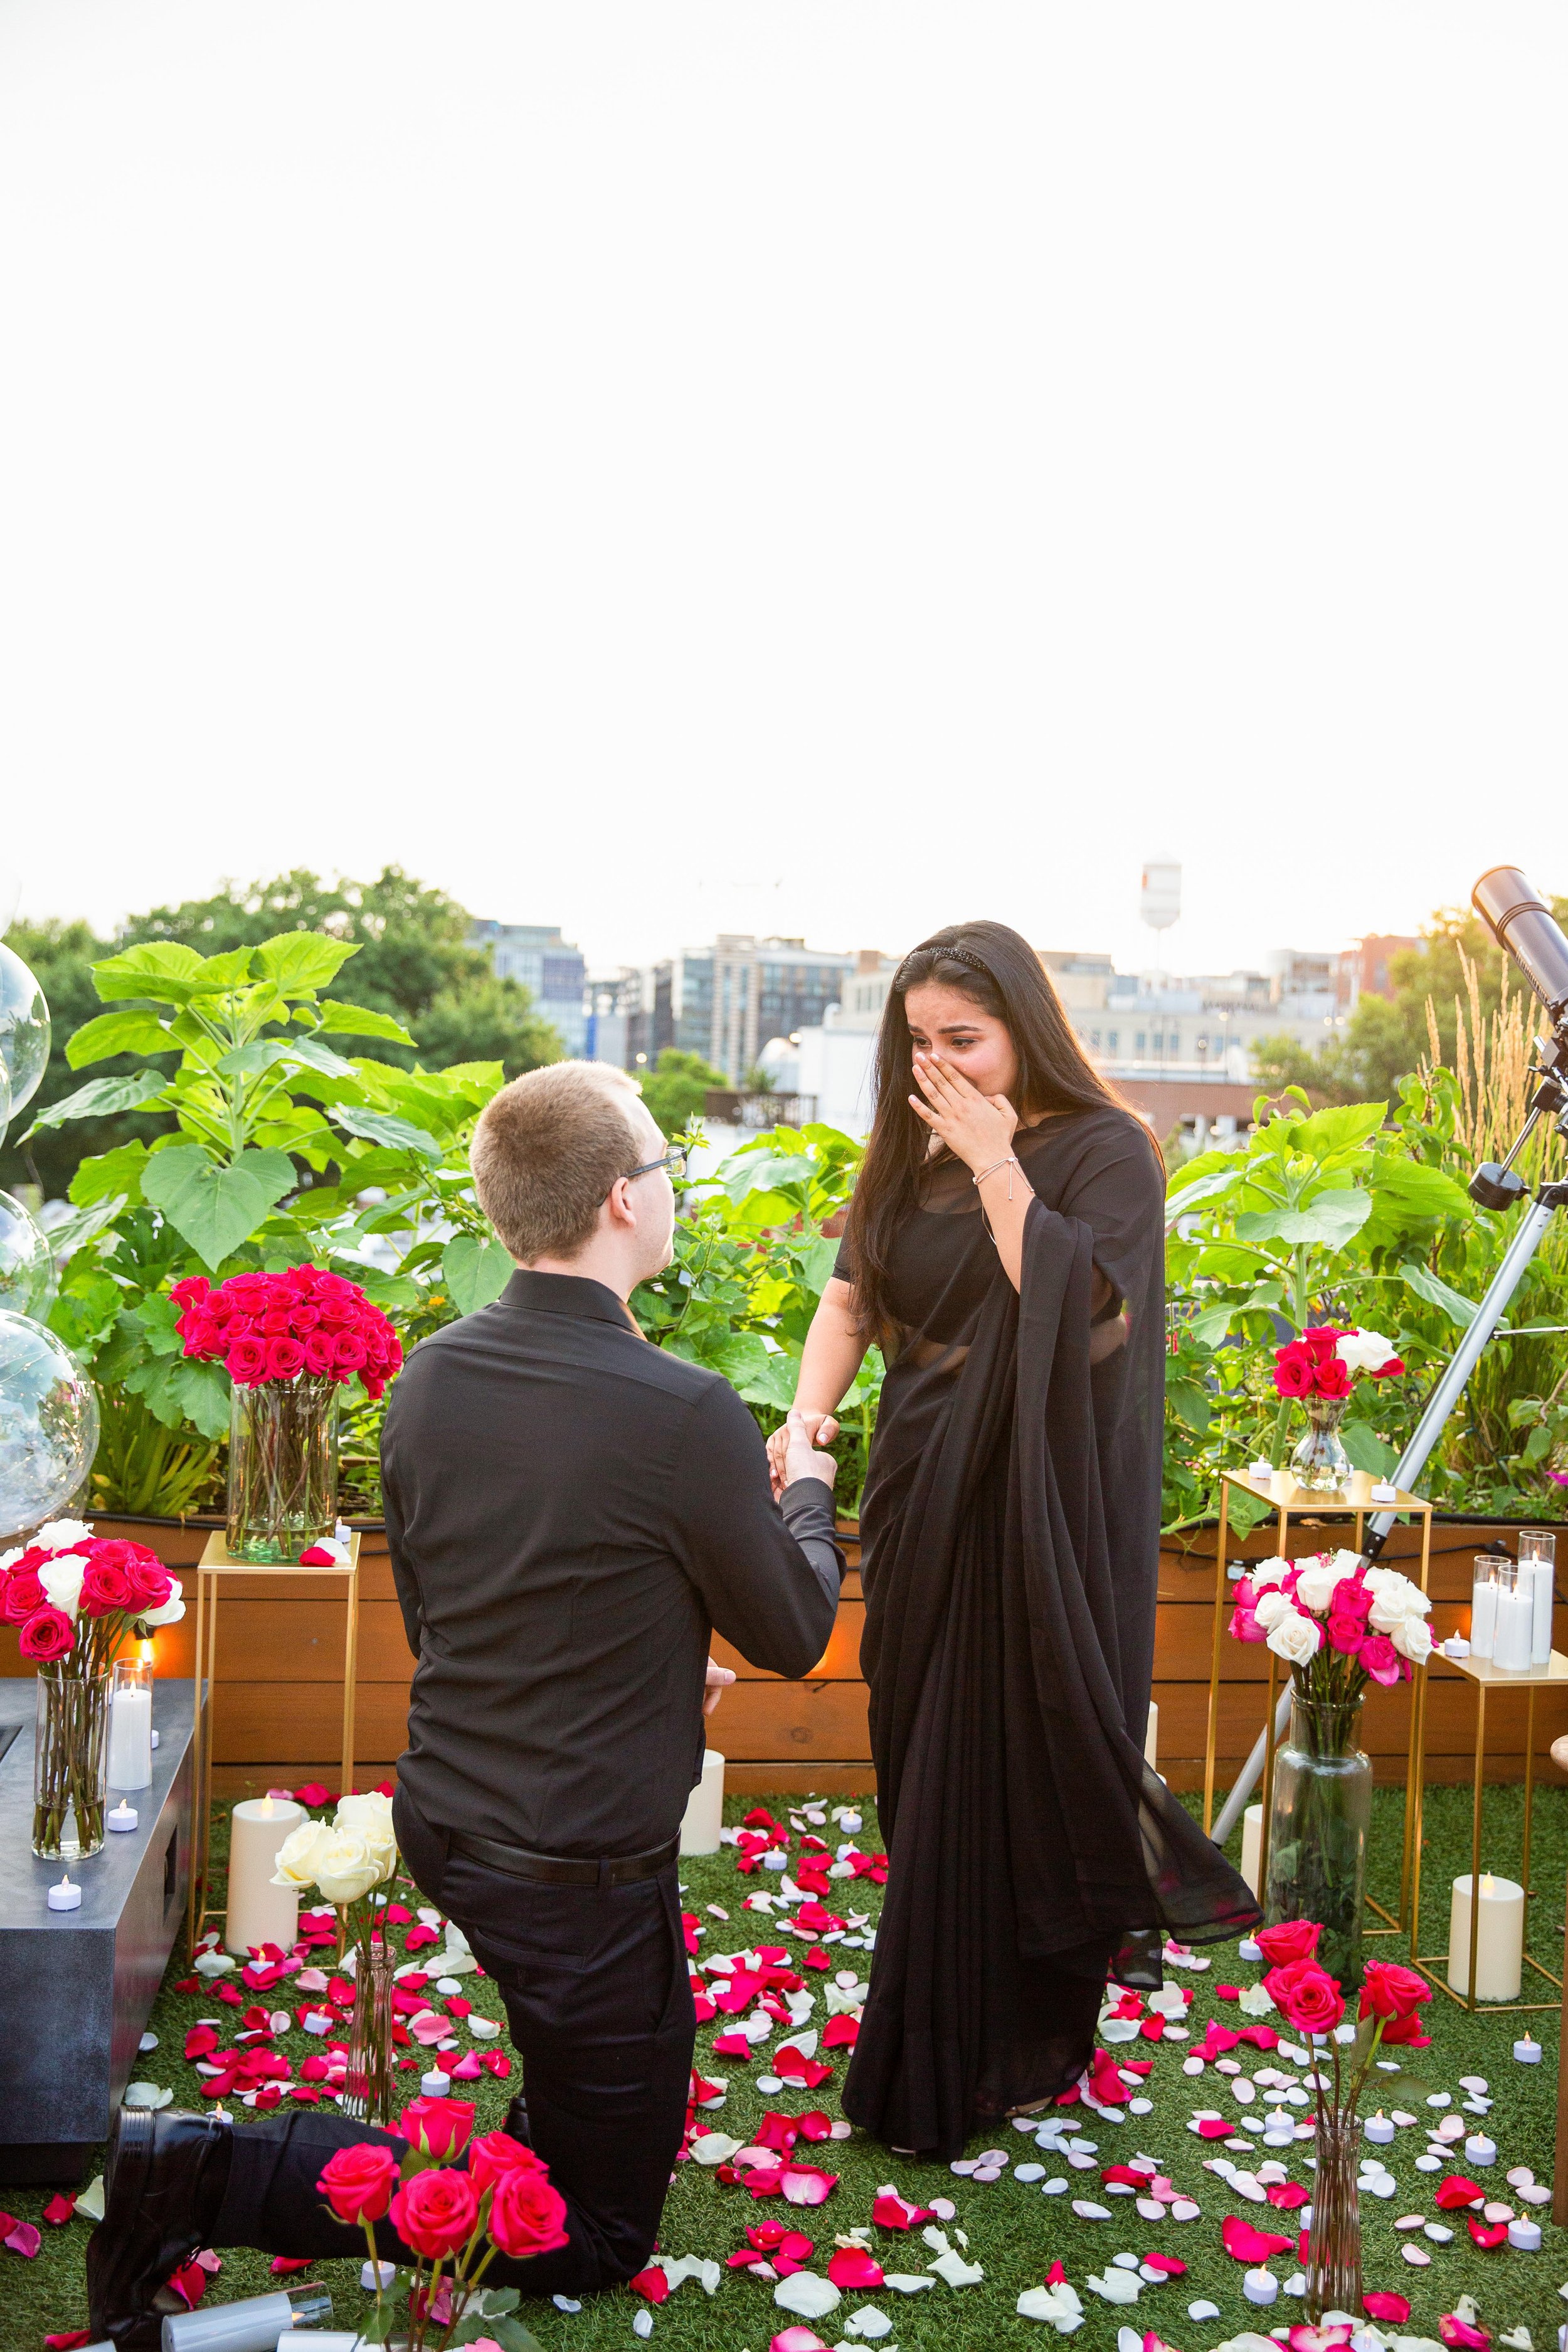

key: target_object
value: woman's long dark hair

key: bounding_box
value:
[842,921,1140,1339]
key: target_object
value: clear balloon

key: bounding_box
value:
[0,1313,98,1541]
[0,943,49,1123]
[0,1192,53,1318]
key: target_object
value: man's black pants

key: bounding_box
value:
[211,1792,696,2296]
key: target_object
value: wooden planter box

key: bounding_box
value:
[4,1512,1557,1801]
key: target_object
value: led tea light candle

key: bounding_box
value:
[225,1795,305,1956]
[1508,2217,1542,2250]
[1513,2033,1542,2063]
[1448,1872,1524,2001]
[1364,2111,1395,2145]
[679,1748,725,1855]
[107,1801,138,1833]
[1491,1559,1534,1673]
[107,1655,154,1790]
[420,2070,451,2097]
[1242,2270,1278,2306]
[47,1873,82,1911]
[1470,1557,1499,1660]
[1463,2132,1496,2166]
[1520,1528,1556,1668]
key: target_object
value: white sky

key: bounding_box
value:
[2,3,1565,981]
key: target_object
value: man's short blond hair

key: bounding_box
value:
[470,1061,647,1264]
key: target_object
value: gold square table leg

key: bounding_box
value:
[1204,1481,1232,1836]
[341,1557,360,1798]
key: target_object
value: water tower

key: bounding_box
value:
[1140,856,1180,981]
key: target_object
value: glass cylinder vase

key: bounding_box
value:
[341,1936,396,2127]
[33,1669,112,1860]
[1265,1692,1373,1989]
[1290,1396,1352,1493]
[1305,2107,1363,2319]
[226,1376,339,1564]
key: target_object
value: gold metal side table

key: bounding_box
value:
[1204,1466,1434,1934]
[1415,1646,1566,2014]
[187,1527,362,1957]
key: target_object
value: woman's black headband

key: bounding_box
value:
[894,940,990,989]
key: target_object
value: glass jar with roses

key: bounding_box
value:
[1272,1325,1406,1494]
[0,1518,184,1858]
[316,2095,569,2350]
[272,1788,402,2124]
[1254,1919,1432,2319]
[1230,1545,1432,1984]
[172,1264,403,1562]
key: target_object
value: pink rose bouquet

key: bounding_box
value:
[172,1264,403,1402]
[1227,1545,1432,1703]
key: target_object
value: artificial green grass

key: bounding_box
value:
[4,1787,1567,2352]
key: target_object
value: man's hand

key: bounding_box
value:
[766,1409,839,1498]
[704,1657,736,1717]
[780,1407,839,1492]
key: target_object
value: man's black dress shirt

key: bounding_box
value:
[381,1269,845,1858]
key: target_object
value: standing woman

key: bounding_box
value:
[770,923,1255,2159]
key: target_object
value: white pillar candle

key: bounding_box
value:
[1240,1803,1263,1896]
[225,1796,305,1956]
[1448,1873,1524,2001]
[679,1749,725,1855]
[1491,1559,1534,1672]
[1520,1531,1556,1668]
[1470,1561,1498,1659]
[1513,2034,1542,2063]
[107,1661,154,1791]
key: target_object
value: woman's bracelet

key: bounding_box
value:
[972,1153,1021,1200]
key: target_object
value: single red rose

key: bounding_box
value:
[488,2161,570,2260]
[1263,1956,1343,2035]
[169,1276,211,1308]
[183,1315,223,1357]
[1359,1960,1431,2020]
[302,1332,337,1377]
[79,1560,134,1615]
[317,2142,398,2224]
[1359,1633,1401,1685]
[227,1335,269,1384]
[19,1607,76,1664]
[1370,1355,1406,1378]
[389,2166,479,2261]
[1254,1919,1320,1966]
[1326,1612,1364,1654]
[332,1332,369,1374]
[397,2094,475,2159]
[265,1336,306,1382]
[1330,1577,1372,1619]
[1301,1325,1343,1357]
[1273,1352,1316,1399]
[1,1570,46,1624]
[1313,1355,1352,1399]
[126,1556,172,1611]
[467,2128,549,2195]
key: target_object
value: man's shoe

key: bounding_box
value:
[502,2091,533,2147]
[86,2108,233,2350]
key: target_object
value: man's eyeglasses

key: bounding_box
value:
[625,1147,689,1184]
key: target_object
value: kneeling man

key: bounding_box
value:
[90,1061,843,2346]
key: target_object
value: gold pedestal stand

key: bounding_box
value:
[187,1527,362,1958]
[1204,1467,1434,1935]
[1415,1646,1565,2015]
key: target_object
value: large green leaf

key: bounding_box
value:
[314,999,416,1046]
[1342,1419,1399,1478]
[68,1140,151,1207]
[331,1105,443,1159]
[1365,1157,1474,1223]
[254,933,361,995]
[36,1198,124,1263]
[91,940,213,1005]
[710,1330,800,1411]
[22,1071,169,1136]
[217,1036,359,1081]
[1290,1102,1388,1160]
[1233,1189,1374,1249]
[442,1232,514,1315]
[1397,1259,1481,1329]
[139,1145,298,1271]
[1163,1162,1253,1220]
[124,1353,233,1440]
[65,1009,173,1069]
[792,1234,843,1298]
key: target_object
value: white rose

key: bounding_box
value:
[1291,1555,1340,1614]
[35,1517,94,1550]
[1253,1589,1293,1631]
[310,1827,382,1907]
[136,1574,184,1628]
[1365,1569,1430,1634]
[1328,1549,1363,1579]
[1251,1561,1287,1589]
[271,1820,330,1891]
[334,1791,393,1833]
[1266,1609,1323,1667]
[38,1550,91,1619]
[1392,1614,1433,1664]
[1337,1328,1396,1375]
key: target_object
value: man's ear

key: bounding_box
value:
[603,1175,637,1232]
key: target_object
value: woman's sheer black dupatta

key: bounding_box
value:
[842,1184,1258,2158]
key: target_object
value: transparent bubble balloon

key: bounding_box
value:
[0,1192,53,1318]
[0,1312,98,1542]
[0,942,50,1126]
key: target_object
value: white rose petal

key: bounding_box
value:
[775,2274,842,2320]
[1017,2284,1085,2332]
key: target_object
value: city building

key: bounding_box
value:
[469,921,588,1056]
[625,936,856,1084]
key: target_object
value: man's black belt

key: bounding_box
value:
[448,1827,680,1886]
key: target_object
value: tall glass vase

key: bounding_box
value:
[341,1937,396,2127]
[1265,1692,1372,1989]
[33,1669,111,1860]
[1305,2107,1363,2319]
[1290,1396,1352,1493]
[226,1377,339,1564]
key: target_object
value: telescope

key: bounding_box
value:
[1212,862,1568,1851]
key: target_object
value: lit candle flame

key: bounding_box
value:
[1481,1872,1495,1896]
[139,1638,154,1663]
[260,1796,273,1818]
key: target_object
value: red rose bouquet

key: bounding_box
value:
[319,2108,569,2351]
[172,1264,403,1402]
[1256,1924,1431,2318]
[0,1517,182,1858]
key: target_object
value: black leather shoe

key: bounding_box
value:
[502,2090,533,2146]
[87,2109,233,2350]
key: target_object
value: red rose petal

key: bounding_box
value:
[270,2256,315,2274]
[1434,2175,1485,2211]
[628,2267,670,2302]
[1221,2214,1295,2263]
[1363,2295,1411,2325]
[42,2195,76,2227]
[827,2247,884,2289]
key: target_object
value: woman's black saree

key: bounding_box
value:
[837,1108,1258,2159]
